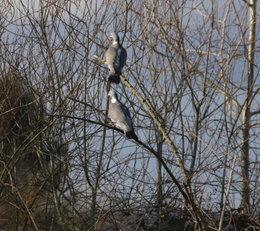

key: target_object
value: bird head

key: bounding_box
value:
[109,32,119,43]
[108,89,118,103]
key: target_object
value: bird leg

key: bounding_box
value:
[111,121,116,126]
[107,118,116,127]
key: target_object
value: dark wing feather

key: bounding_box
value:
[113,46,127,73]
[120,103,133,129]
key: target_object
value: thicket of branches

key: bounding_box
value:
[0,0,259,230]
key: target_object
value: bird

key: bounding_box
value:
[108,89,138,141]
[105,32,127,84]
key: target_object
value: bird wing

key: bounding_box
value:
[113,46,127,73]
[121,103,133,128]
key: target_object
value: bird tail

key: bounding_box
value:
[108,73,120,84]
[126,130,138,141]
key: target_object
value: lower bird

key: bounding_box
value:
[108,89,138,141]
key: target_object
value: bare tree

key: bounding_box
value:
[0,0,259,230]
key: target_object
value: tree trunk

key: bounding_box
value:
[240,0,256,215]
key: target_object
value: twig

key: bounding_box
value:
[218,156,237,231]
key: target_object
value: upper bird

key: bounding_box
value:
[105,32,127,84]
[108,89,138,141]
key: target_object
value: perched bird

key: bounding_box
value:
[105,32,127,84]
[108,89,138,141]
